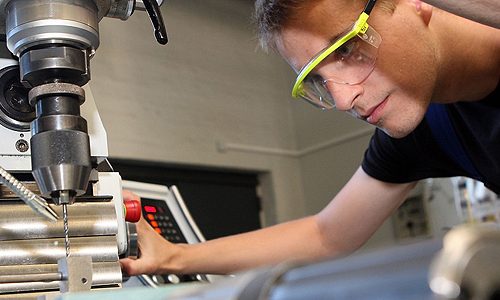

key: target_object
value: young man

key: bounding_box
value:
[120,0,500,276]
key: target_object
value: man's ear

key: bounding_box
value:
[410,0,433,25]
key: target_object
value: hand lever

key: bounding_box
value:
[141,0,168,44]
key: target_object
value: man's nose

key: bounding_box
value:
[324,80,363,111]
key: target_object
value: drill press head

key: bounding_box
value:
[0,0,167,205]
[3,0,99,204]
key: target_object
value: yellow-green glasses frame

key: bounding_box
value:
[292,0,378,99]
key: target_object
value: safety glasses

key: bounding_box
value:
[291,0,381,110]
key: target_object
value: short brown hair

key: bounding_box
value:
[253,0,313,52]
[253,0,395,52]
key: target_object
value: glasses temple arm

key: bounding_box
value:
[363,0,377,14]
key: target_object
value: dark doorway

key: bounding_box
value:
[109,158,262,240]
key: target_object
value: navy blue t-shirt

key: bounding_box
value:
[362,84,500,193]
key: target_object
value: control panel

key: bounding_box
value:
[143,199,187,243]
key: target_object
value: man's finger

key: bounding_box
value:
[120,258,146,276]
[122,190,140,201]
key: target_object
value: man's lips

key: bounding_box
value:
[362,96,389,124]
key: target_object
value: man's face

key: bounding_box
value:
[276,0,438,138]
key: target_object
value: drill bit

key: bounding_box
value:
[0,166,59,222]
[62,203,70,257]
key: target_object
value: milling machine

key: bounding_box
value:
[0,0,167,298]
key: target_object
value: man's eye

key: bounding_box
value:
[334,40,357,60]
[308,73,325,84]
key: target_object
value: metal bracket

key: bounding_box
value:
[57,256,93,293]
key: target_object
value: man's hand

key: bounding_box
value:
[120,190,183,276]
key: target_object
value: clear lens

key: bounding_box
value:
[301,77,335,110]
[298,25,381,109]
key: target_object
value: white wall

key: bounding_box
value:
[90,0,306,225]
[290,102,374,214]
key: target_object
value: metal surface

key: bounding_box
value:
[429,223,500,300]
[0,0,166,297]
[0,166,58,221]
[29,84,85,107]
[62,203,71,257]
[0,262,122,294]
[124,222,138,258]
[264,240,441,300]
[0,65,33,131]
[0,272,62,284]
[106,0,134,20]
[21,48,90,88]
[29,83,91,204]
[0,236,119,265]
[0,199,118,240]
[4,0,97,209]
[58,256,93,293]
[5,0,99,56]
[0,0,111,27]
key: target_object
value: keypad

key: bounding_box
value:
[141,198,188,244]
[140,197,204,283]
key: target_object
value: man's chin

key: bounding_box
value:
[377,125,412,139]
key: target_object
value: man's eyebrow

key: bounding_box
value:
[329,32,343,43]
[328,26,352,44]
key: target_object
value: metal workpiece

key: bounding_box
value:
[0,261,122,294]
[58,256,93,293]
[0,199,118,239]
[0,272,62,283]
[0,235,119,265]
[429,223,500,300]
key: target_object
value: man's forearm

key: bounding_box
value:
[423,0,500,29]
[167,215,336,275]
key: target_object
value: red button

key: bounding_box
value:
[124,200,142,223]
[144,206,157,213]
[150,221,158,227]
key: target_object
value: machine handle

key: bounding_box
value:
[141,0,168,44]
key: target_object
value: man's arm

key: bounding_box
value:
[121,167,416,275]
[423,0,500,29]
